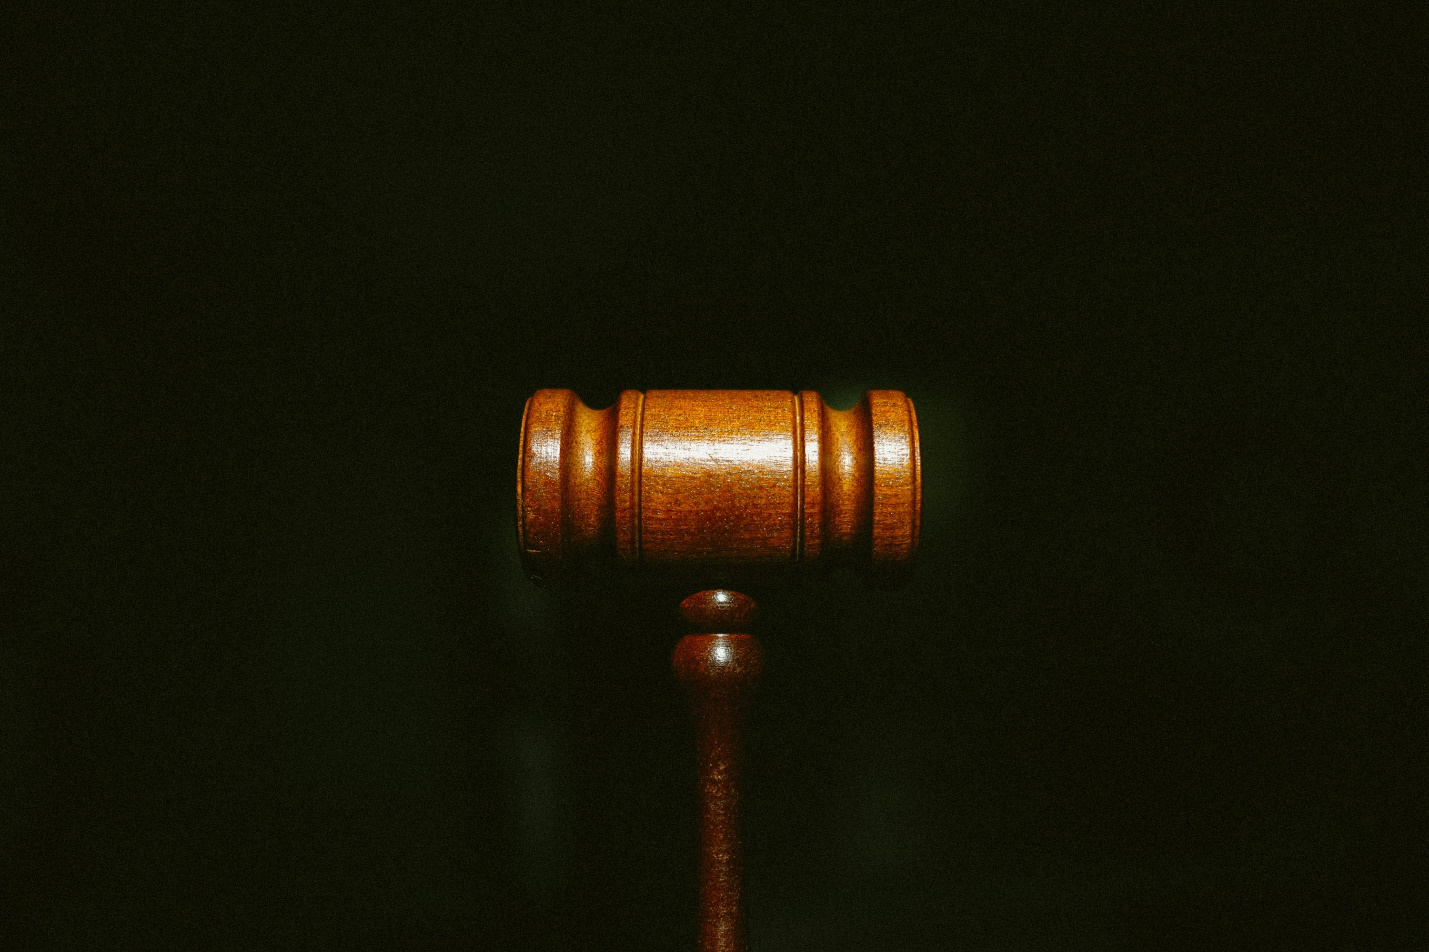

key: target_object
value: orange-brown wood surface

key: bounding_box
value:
[516,393,921,951]
[517,389,920,576]
[674,591,763,952]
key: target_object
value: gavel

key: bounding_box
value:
[517,389,921,951]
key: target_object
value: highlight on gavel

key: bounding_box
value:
[518,389,921,951]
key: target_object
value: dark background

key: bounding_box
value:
[8,5,1423,950]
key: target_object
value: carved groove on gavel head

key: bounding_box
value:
[517,389,921,577]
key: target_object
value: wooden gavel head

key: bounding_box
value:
[517,389,920,579]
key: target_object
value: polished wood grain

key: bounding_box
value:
[515,391,920,950]
[517,389,921,577]
[674,591,763,952]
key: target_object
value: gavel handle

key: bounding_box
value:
[673,627,763,952]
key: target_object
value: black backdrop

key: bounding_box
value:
[9,6,1422,950]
